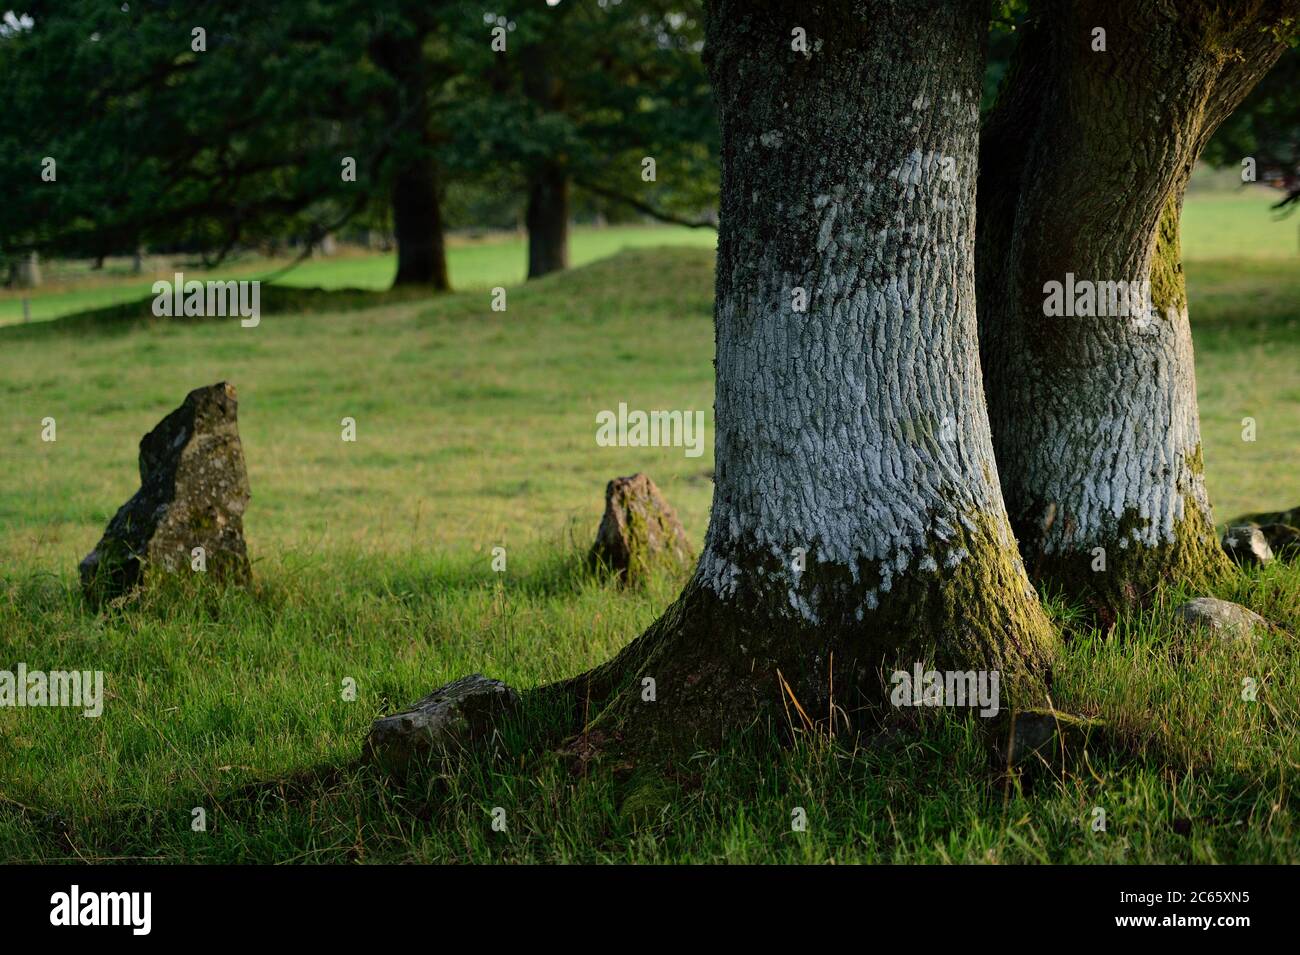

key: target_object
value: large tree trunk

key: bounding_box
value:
[371,23,451,291]
[525,163,569,279]
[976,0,1297,612]
[552,0,1056,760]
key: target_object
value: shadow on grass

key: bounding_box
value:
[0,282,442,342]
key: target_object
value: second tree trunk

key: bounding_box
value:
[976,0,1296,611]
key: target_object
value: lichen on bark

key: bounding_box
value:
[974,0,1290,612]
[531,0,1059,766]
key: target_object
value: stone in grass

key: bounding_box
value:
[1174,597,1269,643]
[80,382,251,604]
[1257,524,1300,561]
[365,674,520,772]
[1220,523,1274,567]
[1231,508,1300,562]
[589,473,692,584]
[995,708,1105,769]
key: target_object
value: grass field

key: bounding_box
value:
[0,194,1298,863]
[0,225,719,327]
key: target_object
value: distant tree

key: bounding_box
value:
[451,1,718,279]
[0,0,479,289]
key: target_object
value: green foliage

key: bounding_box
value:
[0,1,720,269]
[444,1,718,224]
[0,1,393,260]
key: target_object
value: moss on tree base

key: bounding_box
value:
[1018,502,1232,623]
[544,513,1059,768]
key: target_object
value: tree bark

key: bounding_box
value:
[977,0,1298,612]
[522,40,569,279]
[371,22,450,291]
[525,162,569,279]
[391,156,449,288]
[550,0,1056,761]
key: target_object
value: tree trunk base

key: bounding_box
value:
[1019,504,1233,624]
[543,518,1058,769]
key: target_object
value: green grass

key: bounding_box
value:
[0,194,1297,863]
[0,224,718,327]
[1181,187,1300,262]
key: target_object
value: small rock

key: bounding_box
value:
[1256,523,1300,562]
[996,708,1104,769]
[589,473,692,584]
[1221,523,1273,567]
[1175,597,1269,642]
[80,382,251,604]
[1232,508,1300,561]
[365,674,519,772]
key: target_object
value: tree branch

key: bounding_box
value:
[574,178,717,230]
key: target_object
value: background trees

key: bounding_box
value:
[0,0,719,288]
[1203,45,1300,215]
[0,1,391,275]
[447,0,717,278]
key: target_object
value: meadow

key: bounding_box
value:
[0,188,1297,863]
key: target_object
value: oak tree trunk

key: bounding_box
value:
[976,0,1297,611]
[553,0,1056,760]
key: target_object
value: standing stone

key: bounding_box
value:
[1221,523,1274,567]
[80,382,252,603]
[995,708,1106,770]
[589,473,692,584]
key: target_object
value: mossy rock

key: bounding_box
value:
[994,708,1106,771]
[589,473,693,585]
